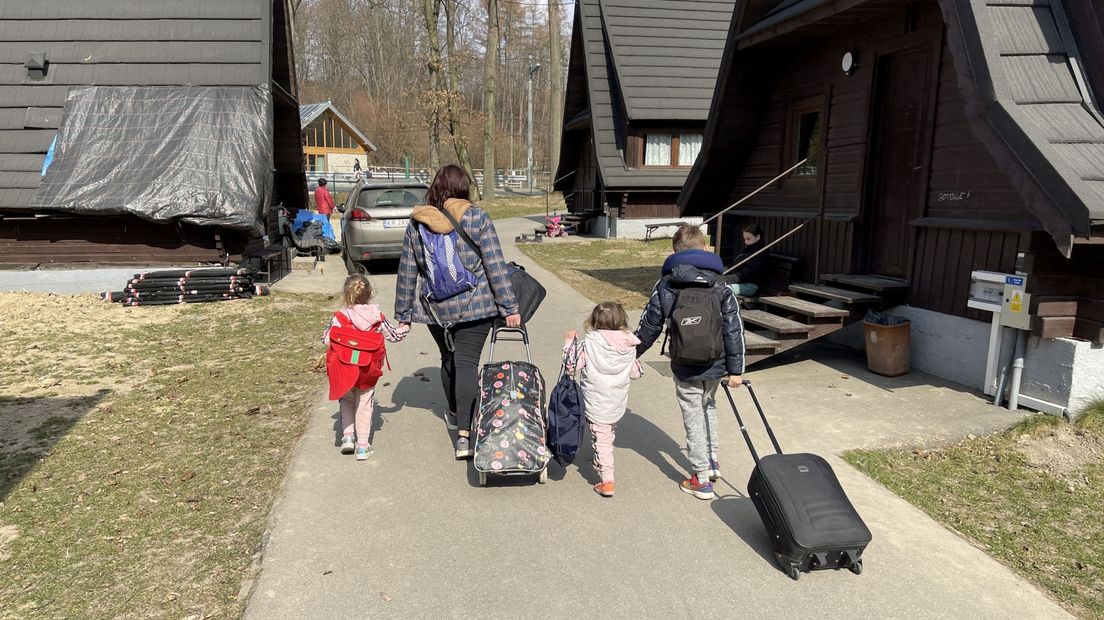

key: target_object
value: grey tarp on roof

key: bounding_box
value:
[564,0,736,190]
[36,85,273,233]
[298,101,378,152]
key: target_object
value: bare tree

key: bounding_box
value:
[423,0,444,170]
[444,0,480,198]
[482,0,500,199]
[548,0,563,183]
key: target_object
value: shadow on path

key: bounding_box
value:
[710,494,779,571]
[618,410,693,484]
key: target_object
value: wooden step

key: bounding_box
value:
[741,309,813,334]
[743,330,782,351]
[820,274,909,292]
[789,283,881,304]
[758,296,850,318]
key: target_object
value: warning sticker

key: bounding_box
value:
[1010,292,1023,313]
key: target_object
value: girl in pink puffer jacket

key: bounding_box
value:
[564,301,643,497]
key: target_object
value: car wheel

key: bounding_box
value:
[343,248,365,275]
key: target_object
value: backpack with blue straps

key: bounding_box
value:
[418,216,479,302]
[547,337,586,465]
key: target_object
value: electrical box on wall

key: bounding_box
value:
[999,275,1031,330]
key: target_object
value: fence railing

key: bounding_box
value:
[305,166,551,194]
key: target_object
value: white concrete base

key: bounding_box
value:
[827,304,1104,417]
[594,216,705,240]
[0,267,182,295]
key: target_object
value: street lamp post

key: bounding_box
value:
[527,55,541,195]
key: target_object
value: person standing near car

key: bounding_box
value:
[314,177,337,225]
[394,165,521,459]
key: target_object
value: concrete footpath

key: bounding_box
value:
[247,216,1070,619]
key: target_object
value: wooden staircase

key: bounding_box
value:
[742,274,909,365]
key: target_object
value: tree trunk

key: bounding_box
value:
[482,0,500,200]
[548,0,563,187]
[444,0,481,199]
[423,0,443,170]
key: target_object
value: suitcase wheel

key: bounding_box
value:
[478,472,487,487]
[538,468,548,484]
[849,559,863,576]
[787,563,801,581]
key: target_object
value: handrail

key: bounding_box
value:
[723,215,816,276]
[702,151,818,226]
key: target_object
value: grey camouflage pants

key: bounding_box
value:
[675,379,720,477]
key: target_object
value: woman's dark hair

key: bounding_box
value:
[743,224,764,239]
[426,165,471,209]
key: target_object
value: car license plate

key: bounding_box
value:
[383,218,409,229]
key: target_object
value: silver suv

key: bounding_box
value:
[340,181,429,273]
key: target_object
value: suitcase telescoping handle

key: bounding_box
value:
[722,380,783,464]
[488,324,533,364]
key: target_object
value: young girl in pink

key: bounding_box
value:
[564,301,643,497]
[323,275,407,460]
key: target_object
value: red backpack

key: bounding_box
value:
[326,312,388,400]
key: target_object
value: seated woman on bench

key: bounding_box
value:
[727,224,766,296]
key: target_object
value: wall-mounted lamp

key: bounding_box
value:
[841,51,857,76]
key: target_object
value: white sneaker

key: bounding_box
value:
[445,411,458,431]
[340,436,355,454]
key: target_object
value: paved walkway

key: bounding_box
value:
[250,216,1069,619]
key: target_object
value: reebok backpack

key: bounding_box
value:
[668,285,724,365]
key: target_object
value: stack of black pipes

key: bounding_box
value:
[101,267,265,307]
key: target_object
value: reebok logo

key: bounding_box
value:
[680,316,702,326]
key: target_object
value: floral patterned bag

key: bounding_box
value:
[474,359,548,475]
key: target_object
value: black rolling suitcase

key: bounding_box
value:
[723,382,871,580]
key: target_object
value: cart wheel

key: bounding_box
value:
[538,468,548,484]
[478,472,487,487]
[850,559,863,575]
[787,565,801,581]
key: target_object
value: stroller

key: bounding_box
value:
[544,214,568,238]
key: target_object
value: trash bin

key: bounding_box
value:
[863,310,911,377]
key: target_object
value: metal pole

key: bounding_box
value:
[527,55,540,196]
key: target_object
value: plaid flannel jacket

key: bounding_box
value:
[394,206,518,325]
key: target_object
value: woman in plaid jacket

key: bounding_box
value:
[395,165,521,459]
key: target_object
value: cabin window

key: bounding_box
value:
[794,111,822,177]
[645,133,672,166]
[679,134,703,166]
[642,132,703,167]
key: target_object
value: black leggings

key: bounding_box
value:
[427,318,494,432]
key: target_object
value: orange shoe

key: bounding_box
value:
[593,482,615,497]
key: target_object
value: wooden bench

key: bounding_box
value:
[644,221,690,241]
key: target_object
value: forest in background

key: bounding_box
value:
[292,0,571,197]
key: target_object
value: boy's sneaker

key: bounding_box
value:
[454,436,473,459]
[707,458,720,482]
[444,411,458,431]
[593,482,615,497]
[340,436,355,454]
[679,474,715,500]
[355,445,374,461]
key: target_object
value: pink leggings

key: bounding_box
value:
[340,387,375,447]
[589,421,616,483]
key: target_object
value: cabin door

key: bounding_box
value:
[864,47,932,278]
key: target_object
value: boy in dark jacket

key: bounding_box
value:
[636,225,745,500]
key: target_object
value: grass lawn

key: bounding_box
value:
[518,238,673,309]
[480,193,556,221]
[0,291,330,619]
[846,405,1104,619]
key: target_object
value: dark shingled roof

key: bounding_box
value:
[0,0,296,212]
[680,0,1104,252]
[940,0,1104,250]
[557,0,736,190]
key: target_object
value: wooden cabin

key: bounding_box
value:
[299,102,377,176]
[554,0,737,237]
[0,0,304,265]
[680,0,1104,412]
